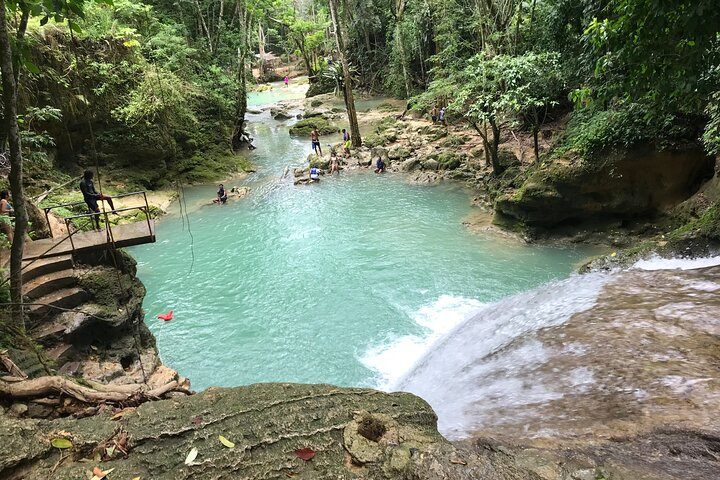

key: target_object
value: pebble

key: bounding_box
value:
[9,403,28,417]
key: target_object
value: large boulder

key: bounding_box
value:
[370,147,389,162]
[401,158,421,172]
[495,147,716,227]
[270,107,292,120]
[289,118,335,136]
[388,146,412,161]
[306,154,330,170]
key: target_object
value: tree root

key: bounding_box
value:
[0,376,186,406]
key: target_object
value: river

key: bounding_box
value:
[129,85,602,414]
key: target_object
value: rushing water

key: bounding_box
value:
[130,86,600,393]
[397,257,720,441]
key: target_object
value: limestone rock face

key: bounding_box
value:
[0,384,535,480]
[495,148,716,227]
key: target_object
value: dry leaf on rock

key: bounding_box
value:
[185,447,199,465]
[295,448,315,461]
[219,435,235,449]
[90,466,114,480]
[51,438,73,449]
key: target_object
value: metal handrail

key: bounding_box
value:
[43,191,152,238]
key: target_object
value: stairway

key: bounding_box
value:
[20,255,87,364]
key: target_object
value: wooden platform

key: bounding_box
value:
[21,221,156,260]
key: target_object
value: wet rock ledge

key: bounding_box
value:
[0,383,533,480]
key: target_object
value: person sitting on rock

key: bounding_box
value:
[214,184,228,204]
[375,157,386,174]
[310,166,321,182]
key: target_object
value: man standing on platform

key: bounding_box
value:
[80,169,116,230]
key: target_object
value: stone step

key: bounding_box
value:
[21,254,74,283]
[5,348,46,378]
[45,343,74,364]
[27,287,89,323]
[23,269,76,300]
[31,321,68,344]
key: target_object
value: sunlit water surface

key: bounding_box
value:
[130,87,600,391]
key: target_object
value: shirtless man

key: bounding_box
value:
[311,128,323,156]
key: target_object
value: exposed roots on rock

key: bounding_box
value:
[0,375,187,406]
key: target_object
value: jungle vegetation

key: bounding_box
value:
[0,0,719,328]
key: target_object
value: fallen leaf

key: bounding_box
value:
[51,438,73,449]
[295,448,315,461]
[106,445,116,457]
[110,407,136,421]
[132,477,141,480]
[90,467,114,480]
[185,447,198,465]
[218,435,235,449]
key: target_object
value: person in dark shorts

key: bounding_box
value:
[375,157,386,174]
[311,128,323,156]
[79,169,116,229]
[214,184,228,204]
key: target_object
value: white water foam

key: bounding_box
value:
[634,255,720,271]
[362,295,485,390]
[391,272,610,439]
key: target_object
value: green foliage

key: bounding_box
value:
[558,103,694,159]
[584,0,720,115]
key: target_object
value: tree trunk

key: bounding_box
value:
[257,24,266,78]
[394,0,411,98]
[193,0,213,53]
[231,1,249,149]
[489,119,502,174]
[533,127,540,163]
[328,0,361,148]
[0,0,27,330]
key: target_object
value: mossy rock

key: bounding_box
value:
[289,118,335,136]
[306,75,335,97]
[362,134,388,148]
[376,102,396,112]
[470,147,484,159]
[310,99,323,107]
[437,151,462,170]
[440,135,467,148]
[375,116,398,134]
[0,384,538,479]
[418,124,448,142]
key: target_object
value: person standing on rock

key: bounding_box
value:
[311,128,323,156]
[439,106,446,126]
[215,184,228,204]
[284,75,289,88]
[330,153,339,174]
[342,128,351,157]
[80,169,116,230]
[0,190,14,243]
[431,105,438,124]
